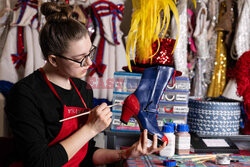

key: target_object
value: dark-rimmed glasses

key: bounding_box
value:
[55,45,96,67]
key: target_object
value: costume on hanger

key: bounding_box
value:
[85,0,127,103]
[207,0,219,92]
[187,9,197,62]
[0,0,45,84]
[0,0,12,137]
[171,0,188,77]
[223,0,249,100]
[186,8,196,85]
[233,0,250,57]
[192,1,210,98]
[207,1,227,97]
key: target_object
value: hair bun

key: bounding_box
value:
[41,2,73,21]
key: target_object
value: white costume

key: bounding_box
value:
[0,0,45,84]
[0,0,12,58]
[84,0,127,102]
[192,1,210,98]
[171,0,188,77]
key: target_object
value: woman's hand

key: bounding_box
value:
[86,103,112,135]
[123,129,167,159]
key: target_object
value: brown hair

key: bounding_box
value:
[39,2,88,59]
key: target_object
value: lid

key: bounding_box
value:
[162,125,174,133]
[163,159,176,167]
[165,122,176,130]
[176,124,189,132]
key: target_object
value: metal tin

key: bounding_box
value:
[215,155,230,165]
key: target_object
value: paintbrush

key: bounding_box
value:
[59,102,123,122]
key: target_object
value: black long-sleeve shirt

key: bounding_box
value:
[5,70,99,167]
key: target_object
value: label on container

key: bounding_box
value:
[112,119,120,125]
[176,94,188,101]
[173,106,189,113]
[165,134,175,149]
[173,120,186,124]
[127,122,136,127]
[114,99,124,103]
[160,134,175,157]
[175,136,191,149]
[176,83,190,90]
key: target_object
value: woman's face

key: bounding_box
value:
[56,35,93,79]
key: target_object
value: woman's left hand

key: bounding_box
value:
[123,129,167,159]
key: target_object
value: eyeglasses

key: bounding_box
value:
[55,45,96,67]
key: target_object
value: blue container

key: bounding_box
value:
[163,159,176,167]
[188,98,241,136]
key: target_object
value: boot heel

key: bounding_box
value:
[120,105,134,124]
[147,132,168,146]
[121,94,140,124]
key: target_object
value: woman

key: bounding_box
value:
[5,2,166,167]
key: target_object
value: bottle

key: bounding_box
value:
[175,124,190,155]
[160,125,175,157]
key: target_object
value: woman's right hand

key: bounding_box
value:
[86,103,112,135]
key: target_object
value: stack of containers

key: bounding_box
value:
[110,71,190,132]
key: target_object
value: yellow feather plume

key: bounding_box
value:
[126,0,196,72]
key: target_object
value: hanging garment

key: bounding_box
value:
[171,0,188,77]
[0,0,12,138]
[207,0,219,88]
[0,0,12,58]
[207,1,227,97]
[186,9,196,83]
[207,30,227,97]
[233,0,250,57]
[0,27,26,83]
[192,1,210,98]
[11,0,39,26]
[0,0,45,84]
[223,0,250,100]
[85,0,127,102]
